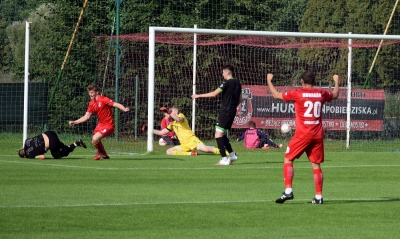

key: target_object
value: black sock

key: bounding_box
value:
[68,143,76,150]
[216,137,226,157]
[223,135,233,153]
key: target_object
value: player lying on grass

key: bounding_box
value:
[18,131,86,159]
[237,121,282,149]
[153,105,222,156]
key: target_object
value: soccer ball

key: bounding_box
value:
[281,124,291,134]
[158,138,167,146]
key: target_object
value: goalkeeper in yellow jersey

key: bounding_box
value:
[153,105,221,156]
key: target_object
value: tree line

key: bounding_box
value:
[1,0,400,135]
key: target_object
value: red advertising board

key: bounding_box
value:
[233,85,385,131]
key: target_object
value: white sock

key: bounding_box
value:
[229,152,235,157]
[315,195,322,200]
[285,188,292,194]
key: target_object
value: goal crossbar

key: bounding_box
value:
[150,27,400,40]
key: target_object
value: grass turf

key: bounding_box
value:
[0,140,399,238]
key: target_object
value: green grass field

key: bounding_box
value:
[1,138,399,239]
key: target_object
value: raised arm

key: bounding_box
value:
[113,102,130,112]
[266,74,284,100]
[332,75,340,100]
[69,112,92,126]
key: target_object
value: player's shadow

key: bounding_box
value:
[240,161,283,165]
[240,160,311,165]
[121,157,185,161]
[45,157,82,160]
[325,197,400,204]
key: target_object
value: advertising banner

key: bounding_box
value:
[233,85,385,131]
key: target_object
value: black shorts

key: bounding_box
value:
[44,131,62,151]
[43,131,71,158]
[216,108,237,130]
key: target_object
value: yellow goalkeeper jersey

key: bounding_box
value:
[167,113,196,143]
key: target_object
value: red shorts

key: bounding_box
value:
[285,136,324,164]
[94,124,114,137]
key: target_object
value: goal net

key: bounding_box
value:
[95,28,400,153]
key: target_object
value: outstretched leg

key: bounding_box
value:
[265,138,281,148]
[197,145,221,155]
[58,139,87,158]
[166,146,196,156]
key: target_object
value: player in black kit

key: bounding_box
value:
[192,64,242,165]
[18,131,86,159]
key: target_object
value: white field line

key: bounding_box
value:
[1,159,400,171]
[1,159,399,209]
[0,198,398,209]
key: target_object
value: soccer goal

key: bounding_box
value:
[147,27,400,151]
[143,27,400,152]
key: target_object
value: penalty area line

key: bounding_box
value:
[0,200,270,208]
[1,159,400,171]
[0,197,397,209]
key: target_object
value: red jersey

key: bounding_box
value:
[282,88,333,139]
[161,117,174,137]
[87,95,115,127]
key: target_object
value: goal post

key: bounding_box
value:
[346,35,352,149]
[23,21,31,146]
[147,26,400,152]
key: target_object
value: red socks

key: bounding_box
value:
[95,141,106,155]
[283,163,294,188]
[283,163,323,196]
[313,168,324,195]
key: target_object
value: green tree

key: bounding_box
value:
[122,0,307,33]
[0,0,40,76]
[300,0,400,89]
[0,18,11,73]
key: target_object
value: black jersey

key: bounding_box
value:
[24,134,47,158]
[218,78,242,111]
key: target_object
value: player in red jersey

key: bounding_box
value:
[69,84,130,160]
[159,106,180,145]
[267,71,339,204]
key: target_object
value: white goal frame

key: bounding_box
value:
[147,26,400,152]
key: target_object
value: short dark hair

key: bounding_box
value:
[249,121,256,128]
[301,70,316,85]
[87,84,100,92]
[18,149,25,158]
[223,64,234,75]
